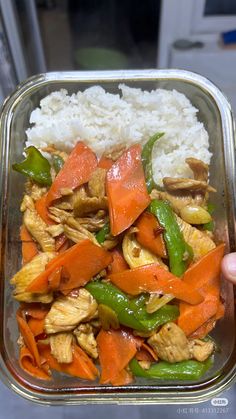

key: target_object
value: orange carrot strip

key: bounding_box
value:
[183,243,225,287]
[136,349,154,362]
[178,277,220,336]
[48,266,62,291]
[46,142,97,206]
[21,303,50,319]
[28,318,45,337]
[35,194,55,225]
[38,344,98,380]
[106,144,150,236]
[98,156,114,170]
[20,346,51,380]
[141,342,158,361]
[136,212,167,258]
[20,225,38,264]
[110,368,133,386]
[107,249,129,275]
[188,302,225,340]
[26,240,112,294]
[97,329,137,384]
[177,244,225,336]
[16,311,41,367]
[109,263,203,305]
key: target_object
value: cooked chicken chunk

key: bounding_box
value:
[189,339,214,362]
[73,193,108,217]
[103,145,126,161]
[163,177,216,193]
[148,322,191,363]
[10,252,55,303]
[48,206,70,223]
[122,231,168,270]
[46,224,64,238]
[25,181,47,201]
[63,217,98,244]
[49,332,73,363]
[185,158,209,182]
[44,288,98,334]
[88,168,106,198]
[151,189,196,214]
[74,324,98,359]
[22,196,55,252]
[148,322,214,363]
[176,215,215,261]
[75,215,106,232]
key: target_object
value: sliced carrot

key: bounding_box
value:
[46,142,97,206]
[21,303,50,319]
[177,244,225,336]
[20,346,51,380]
[16,310,41,367]
[183,243,225,288]
[178,277,220,336]
[28,318,45,337]
[20,225,38,264]
[109,263,203,305]
[48,266,62,291]
[38,344,98,380]
[55,233,68,252]
[188,302,225,340]
[98,156,114,170]
[106,144,150,236]
[107,249,129,275]
[141,342,158,361]
[35,194,54,225]
[97,329,137,384]
[26,240,112,294]
[136,212,167,258]
[110,368,133,386]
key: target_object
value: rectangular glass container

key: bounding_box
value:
[0,69,236,405]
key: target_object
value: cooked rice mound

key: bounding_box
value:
[26,84,211,186]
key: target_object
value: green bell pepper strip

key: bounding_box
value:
[129,357,213,380]
[96,222,110,244]
[12,146,52,186]
[52,155,64,174]
[149,199,193,277]
[203,203,215,232]
[141,132,164,193]
[85,281,179,332]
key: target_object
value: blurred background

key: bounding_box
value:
[0,0,236,112]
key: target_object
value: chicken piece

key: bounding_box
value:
[44,288,98,334]
[10,252,55,303]
[63,217,98,244]
[176,215,215,261]
[23,208,55,252]
[88,168,106,198]
[49,332,73,363]
[73,323,98,359]
[25,181,48,201]
[73,194,108,217]
[122,230,168,270]
[103,237,119,250]
[185,158,209,182]
[189,339,214,362]
[75,215,106,232]
[148,322,214,363]
[150,189,195,214]
[46,223,64,237]
[163,177,216,193]
[48,206,71,223]
[20,194,35,212]
[148,322,191,363]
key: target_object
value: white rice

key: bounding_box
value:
[26,84,211,186]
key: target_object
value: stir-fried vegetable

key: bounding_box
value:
[13,146,52,186]
[129,357,213,380]
[11,139,225,386]
[150,199,192,276]
[141,132,164,192]
[86,281,179,332]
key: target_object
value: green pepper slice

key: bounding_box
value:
[130,357,213,380]
[85,281,179,332]
[141,132,164,193]
[150,199,192,277]
[96,222,110,244]
[12,146,52,186]
[52,155,64,174]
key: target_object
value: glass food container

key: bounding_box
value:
[0,70,235,405]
